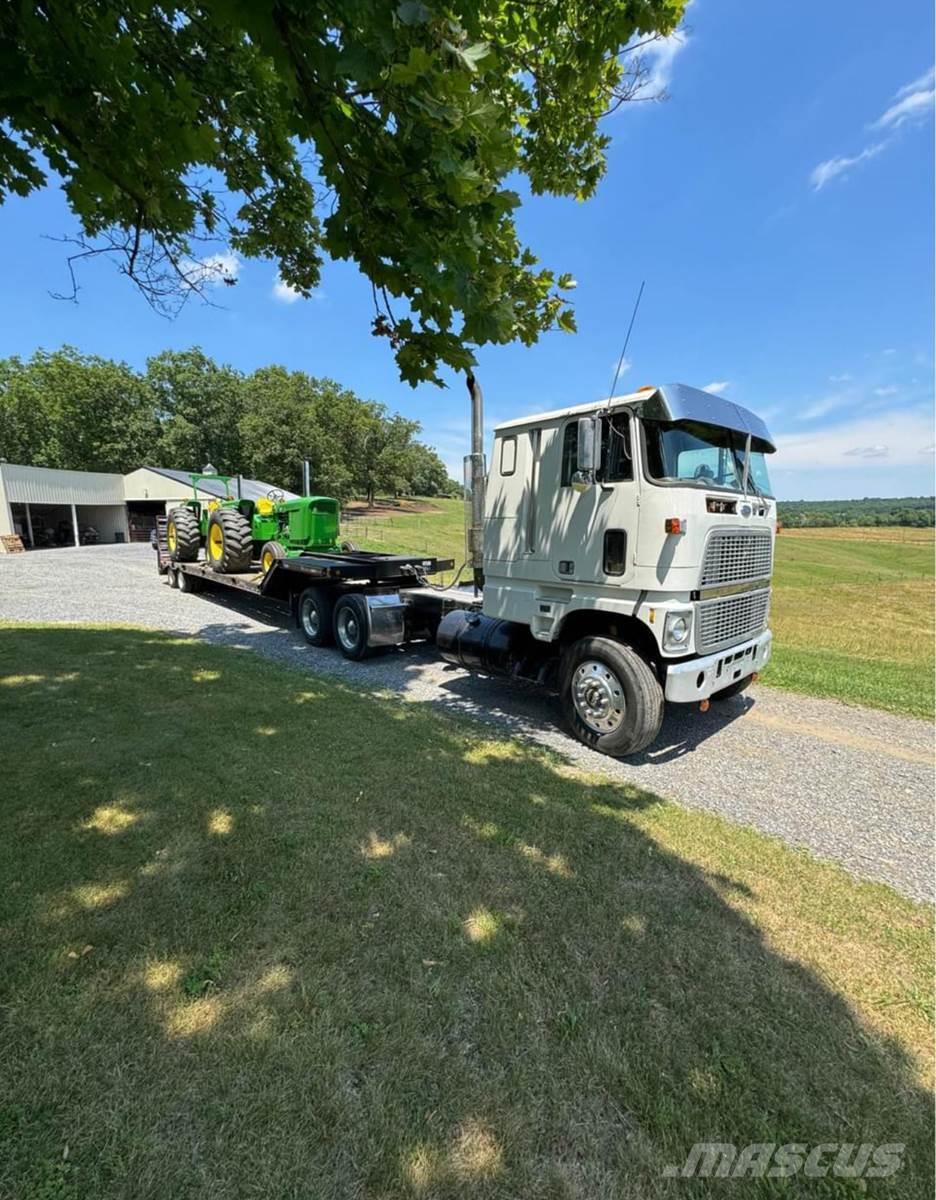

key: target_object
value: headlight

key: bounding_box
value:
[663,610,693,651]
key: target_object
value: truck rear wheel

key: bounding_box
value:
[560,636,663,757]
[297,587,334,647]
[166,508,200,563]
[206,509,253,574]
[333,594,371,661]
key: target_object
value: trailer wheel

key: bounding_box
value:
[167,567,179,589]
[333,594,371,661]
[560,636,663,757]
[260,540,286,574]
[297,587,334,647]
[177,570,201,594]
[207,509,253,574]
[166,508,200,563]
[711,675,752,702]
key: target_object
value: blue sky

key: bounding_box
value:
[0,0,933,500]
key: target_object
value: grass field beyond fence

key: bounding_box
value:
[351,500,934,718]
[0,626,932,1198]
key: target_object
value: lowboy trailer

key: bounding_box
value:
[159,377,778,758]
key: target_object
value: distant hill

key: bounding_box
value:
[777,497,934,528]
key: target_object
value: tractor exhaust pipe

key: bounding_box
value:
[302,459,311,497]
[464,372,486,593]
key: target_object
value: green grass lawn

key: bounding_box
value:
[767,528,933,718]
[1,626,932,1198]
[349,501,934,718]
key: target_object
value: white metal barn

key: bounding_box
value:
[0,463,292,549]
[0,463,129,548]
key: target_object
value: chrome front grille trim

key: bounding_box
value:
[700,529,773,588]
[697,587,771,654]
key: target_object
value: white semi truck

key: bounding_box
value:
[163,379,776,758]
[436,380,776,756]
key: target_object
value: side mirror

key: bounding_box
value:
[573,416,602,492]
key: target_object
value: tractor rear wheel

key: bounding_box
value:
[260,540,286,574]
[297,587,334,647]
[166,508,200,563]
[206,509,253,574]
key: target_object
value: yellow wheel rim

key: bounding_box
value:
[262,546,275,572]
[167,523,177,552]
[209,523,224,559]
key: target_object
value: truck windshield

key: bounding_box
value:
[643,420,774,497]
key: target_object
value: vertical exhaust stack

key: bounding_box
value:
[464,372,486,593]
[302,459,311,497]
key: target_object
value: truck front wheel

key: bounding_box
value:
[560,637,663,757]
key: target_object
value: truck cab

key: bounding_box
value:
[476,382,776,754]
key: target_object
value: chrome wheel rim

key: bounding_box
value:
[301,601,320,639]
[336,607,359,652]
[572,660,625,734]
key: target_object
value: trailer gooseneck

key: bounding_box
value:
[160,380,777,758]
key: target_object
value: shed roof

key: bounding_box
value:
[0,462,126,506]
[141,467,299,501]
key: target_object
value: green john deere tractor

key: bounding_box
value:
[166,471,342,574]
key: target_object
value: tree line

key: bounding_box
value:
[0,347,459,501]
[778,497,935,528]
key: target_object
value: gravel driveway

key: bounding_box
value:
[2,544,933,903]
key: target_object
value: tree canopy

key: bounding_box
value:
[0,1,684,384]
[0,346,458,500]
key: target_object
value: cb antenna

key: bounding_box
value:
[608,279,645,403]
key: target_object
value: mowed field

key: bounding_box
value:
[349,500,934,718]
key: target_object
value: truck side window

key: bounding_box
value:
[560,422,578,486]
[599,414,633,482]
[500,436,517,476]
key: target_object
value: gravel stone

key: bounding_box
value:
[2,544,933,903]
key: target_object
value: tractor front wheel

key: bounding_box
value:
[166,508,200,563]
[260,540,286,574]
[206,509,253,574]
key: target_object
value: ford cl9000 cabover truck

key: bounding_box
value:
[434,381,777,756]
[162,381,776,759]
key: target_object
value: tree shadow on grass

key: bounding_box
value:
[0,627,932,1199]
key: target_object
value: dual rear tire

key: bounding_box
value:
[296,589,371,660]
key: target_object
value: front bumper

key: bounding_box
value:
[664,629,772,703]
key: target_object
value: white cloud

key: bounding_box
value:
[829,372,852,383]
[873,385,898,397]
[271,275,325,304]
[810,142,886,190]
[871,67,935,130]
[882,347,897,355]
[272,276,301,304]
[181,252,240,289]
[810,67,934,191]
[774,411,933,470]
[921,444,936,455]
[643,31,690,94]
[801,394,847,420]
[702,380,730,395]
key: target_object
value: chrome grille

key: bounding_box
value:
[697,589,770,653]
[701,529,772,587]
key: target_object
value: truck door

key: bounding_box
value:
[549,412,636,583]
